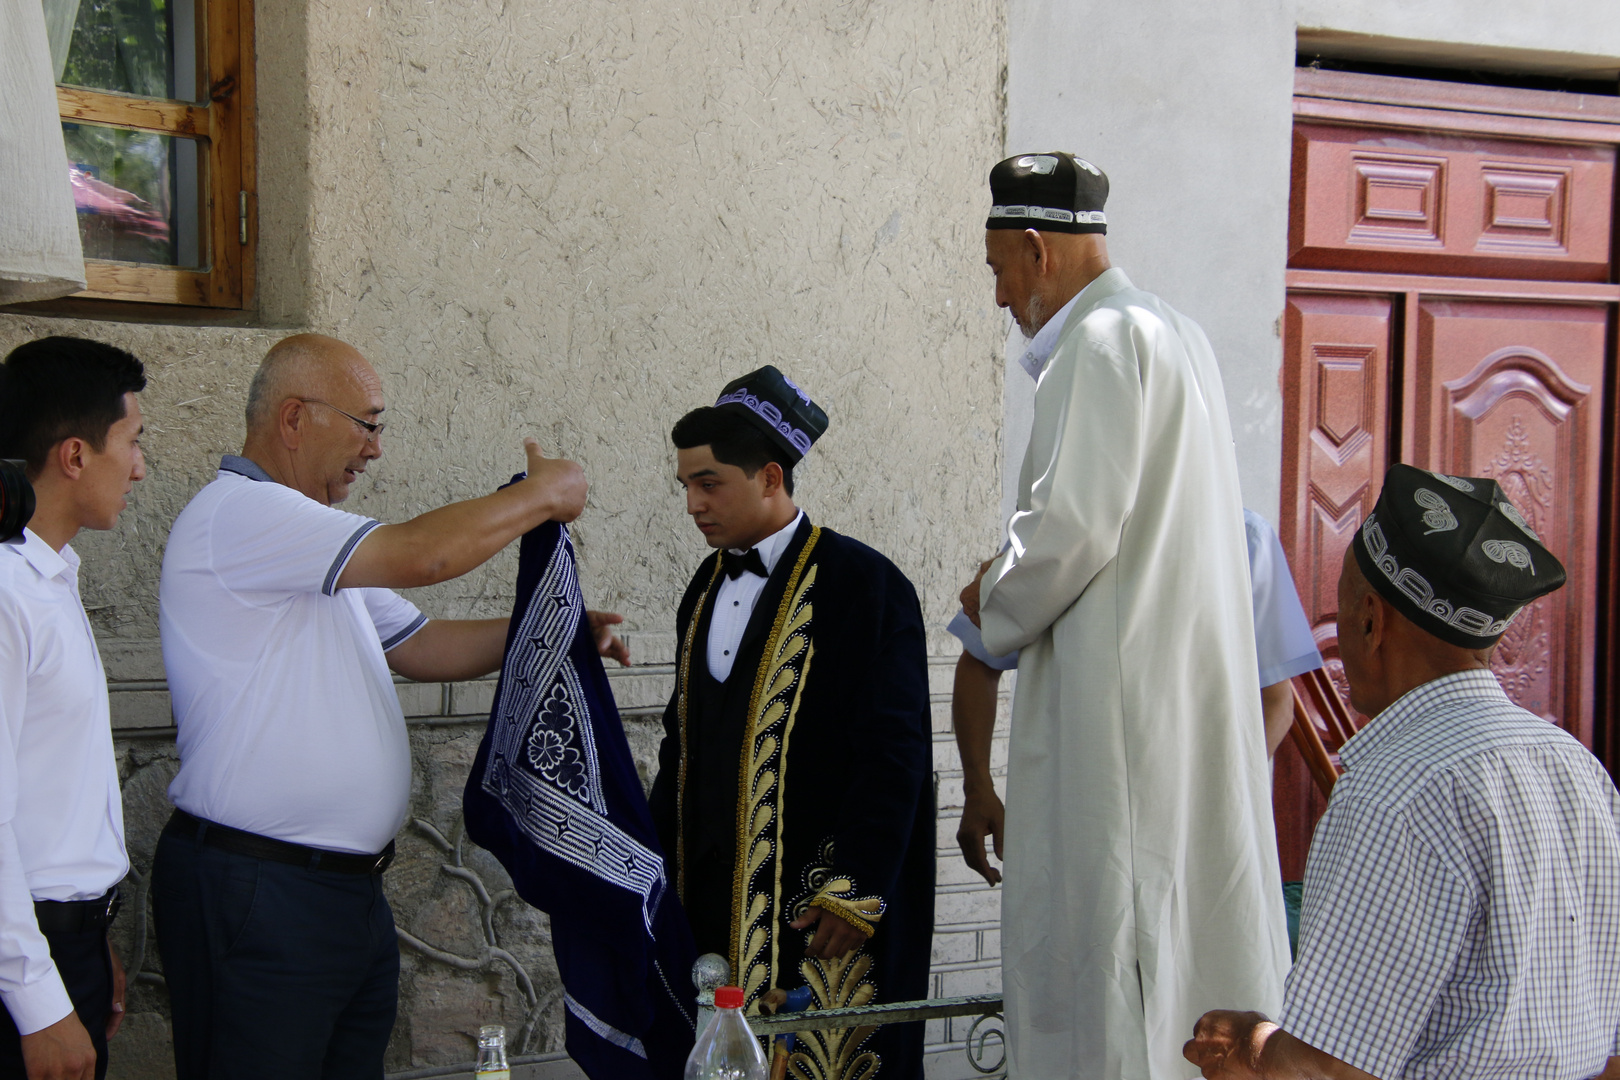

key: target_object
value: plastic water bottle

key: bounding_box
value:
[475,1024,510,1079]
[684,985,767,1080]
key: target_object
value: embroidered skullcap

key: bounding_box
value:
[713,365,828,464]
[1351,463,1566,649]
[986,152,1109,235]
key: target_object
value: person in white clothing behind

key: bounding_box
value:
[953,507,1323,884]
[153,334,623,1080]
[0,337,149,1080]
[956,153,1290,1078]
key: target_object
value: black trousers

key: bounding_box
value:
[152,822,399,1080]
[0,923,112,1080]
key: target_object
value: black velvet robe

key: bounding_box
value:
[648,517,935,1080]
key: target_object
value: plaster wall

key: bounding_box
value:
[1004,0,1620,527]
[0,0,1008,1072]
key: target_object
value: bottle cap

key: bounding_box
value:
[714,985,744,1009]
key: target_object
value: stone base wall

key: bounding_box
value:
[103,633,1009,1078]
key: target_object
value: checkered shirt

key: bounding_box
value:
[1279,669,1620,1079]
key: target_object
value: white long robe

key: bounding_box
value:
[980,268,1289,1079]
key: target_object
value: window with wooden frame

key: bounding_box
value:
[47,0,254,308]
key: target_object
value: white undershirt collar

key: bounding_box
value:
[1016,267,1130,381]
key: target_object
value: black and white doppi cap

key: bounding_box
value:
[986,152,1109,234]
[713,365,828,464]
[1351,463,1566,649]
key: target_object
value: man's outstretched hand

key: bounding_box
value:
[586,610,630,666]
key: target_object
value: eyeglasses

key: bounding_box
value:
[298,398,386,442]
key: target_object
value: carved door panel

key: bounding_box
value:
[1274,291,1394,876]
[1277,73,1620,875]
[1406,300,1606,736]
[1281,293,1394,636]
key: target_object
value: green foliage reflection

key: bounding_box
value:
[60,0,174,99]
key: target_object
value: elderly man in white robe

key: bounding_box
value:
[958,153,1289,1079]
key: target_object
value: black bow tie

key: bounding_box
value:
[722,548,768,580]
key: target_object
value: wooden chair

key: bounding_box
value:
[1288,666,1363,798]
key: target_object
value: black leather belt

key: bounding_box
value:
[167,809,395,875]
[33,889,120,935]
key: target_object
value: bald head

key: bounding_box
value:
[246,334,378,432]
[240,334,386,505]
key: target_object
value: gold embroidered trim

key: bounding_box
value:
[673,556,724,902]
[729,527,821,1003]
[789,947,881,1080]
[808,894,880,938]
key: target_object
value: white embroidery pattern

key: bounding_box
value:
[1497,500,1542,542]
[1482,539,1535,575]
[482,526,669,930]
[1429,471,1476,493]
[1015,154,1060,174]
[1415,488,1459,535]
[1361,515,1514,640]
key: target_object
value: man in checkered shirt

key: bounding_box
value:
[1185,463,1620,1080]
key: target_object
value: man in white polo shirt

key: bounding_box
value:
[0,336,149,1080]
[154,334,595,1080]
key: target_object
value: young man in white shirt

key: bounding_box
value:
[0,336,149,1080]
[154,333,608,1080]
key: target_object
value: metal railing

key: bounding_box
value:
[383,955,1007,1079]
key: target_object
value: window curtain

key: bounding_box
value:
[42,0,82,81]
[0,0,86,303]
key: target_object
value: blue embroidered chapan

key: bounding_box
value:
[464,519,697,1079]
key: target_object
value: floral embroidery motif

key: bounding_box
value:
[729,533,820,1008]
[1414,488,1458,535]
[525,684,589,798]
[790,838,885,937]
[781,839,883,1080]
[480,525,665,929]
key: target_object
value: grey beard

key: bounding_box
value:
[1018,292,1048,340]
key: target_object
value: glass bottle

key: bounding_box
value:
[684,985,767,1080]
[475,1024,511,1080]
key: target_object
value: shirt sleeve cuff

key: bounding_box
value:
[322,519,382,596]
[1259,651,1325,689]
[380,612,429,652]
[1,973,75,1037]
[946,610,1020,671]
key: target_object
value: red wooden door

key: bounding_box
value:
[1275,71,1620,878]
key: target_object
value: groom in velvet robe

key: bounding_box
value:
[647,367,935,1080]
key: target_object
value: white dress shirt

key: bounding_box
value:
[160,457,426,855]
[706,511,804,682]
[1282,670,1620,1078]
[1015,289,1084,382]
[0,530,128,1035]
